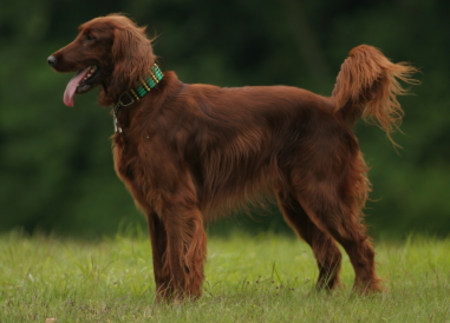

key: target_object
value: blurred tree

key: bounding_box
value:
[0,0,449,237]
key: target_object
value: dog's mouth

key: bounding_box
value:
[63,65,100,107]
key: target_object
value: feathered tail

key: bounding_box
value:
[332,45,418,145]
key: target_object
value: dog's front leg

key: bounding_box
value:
[146,211,172,300]
[156,194,207,301]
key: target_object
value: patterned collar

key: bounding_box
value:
[113,64,164,133]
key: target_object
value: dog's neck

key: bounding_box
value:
[112,64,164,133]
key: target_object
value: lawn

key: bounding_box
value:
[0,229,449,322]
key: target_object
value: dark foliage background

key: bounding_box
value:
[1,0,449,238]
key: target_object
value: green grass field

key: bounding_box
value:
[0,229,449,322]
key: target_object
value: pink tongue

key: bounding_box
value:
[63,67,91,107]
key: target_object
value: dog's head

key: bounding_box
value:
[48,14,156,107]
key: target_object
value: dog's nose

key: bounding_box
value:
[47,55,57,67]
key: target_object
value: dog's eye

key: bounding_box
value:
[85,34,96,41]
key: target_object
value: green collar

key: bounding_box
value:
[113,63,164,133]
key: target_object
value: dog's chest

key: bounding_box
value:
[111,131,152,182]
[112,133,167,186]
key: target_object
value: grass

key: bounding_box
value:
[0,229,449,322]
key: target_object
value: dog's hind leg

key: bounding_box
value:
[276,189,342,291]
[291,175,382,294]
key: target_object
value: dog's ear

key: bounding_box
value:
[110,25,155,100]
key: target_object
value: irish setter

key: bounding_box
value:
[48,14,417,301]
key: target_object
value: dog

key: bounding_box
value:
[48,14,417,300]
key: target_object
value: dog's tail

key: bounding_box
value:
[331,45,418,146]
